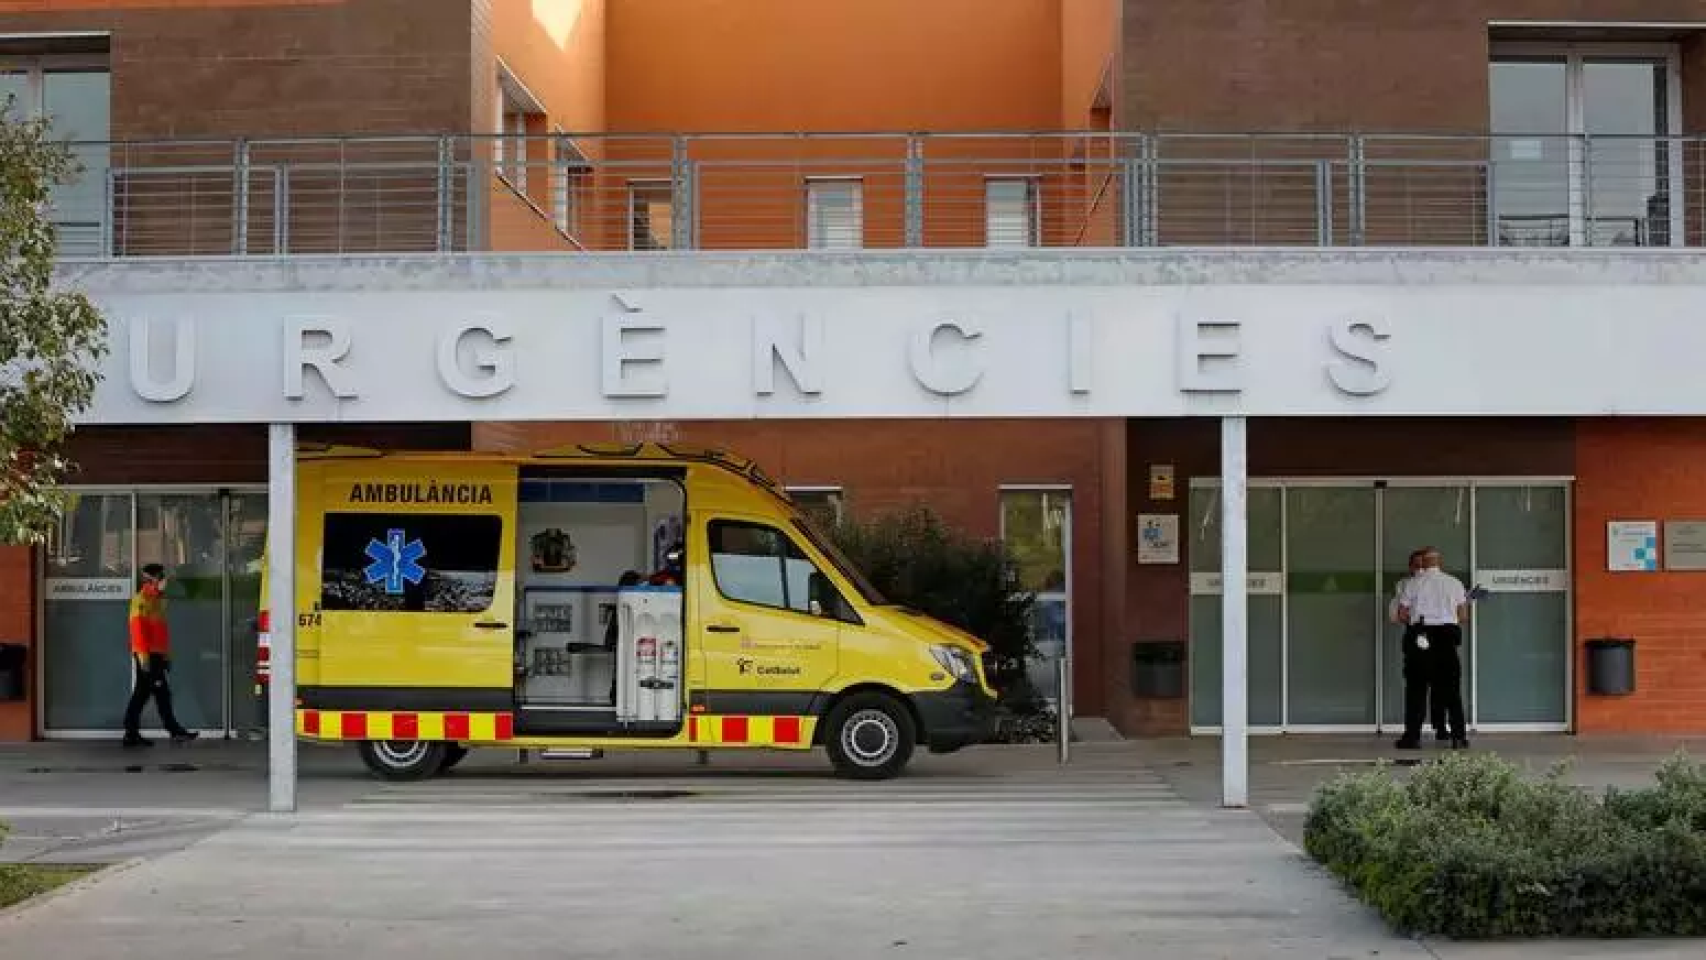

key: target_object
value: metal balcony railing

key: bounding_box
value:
[40,132,1706,257]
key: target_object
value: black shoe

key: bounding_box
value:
[169,730,200,744]
[1451,738,1471,750]
[122,734,153,748]
[1394,737,1421,750]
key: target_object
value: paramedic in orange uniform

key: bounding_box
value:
[122,564,198,747]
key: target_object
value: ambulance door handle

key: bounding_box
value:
[474,620,509,630]
[706,623,740,634]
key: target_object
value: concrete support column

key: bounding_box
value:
[267,423,297,814]
[1220,415,1248,809]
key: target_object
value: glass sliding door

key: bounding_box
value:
[226,493,270,737]
[1000,488,1072,711]
[1379,486,1474,730]
[1473,484,1570,728]
[1583,58,1675,247]
[133,493,227,732]
[1284,486,1378,727]
[1188,483,1284,729]
[1490,56,1572,246]
[42,487,267,737]
[42,493,134,731]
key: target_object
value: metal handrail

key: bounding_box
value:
[42,131,1705,257]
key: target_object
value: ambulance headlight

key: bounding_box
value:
[931,645,976,683]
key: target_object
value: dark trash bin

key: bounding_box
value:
[0,642,26,702]
[1585,637,1635,696]
[1132,640,1187,699]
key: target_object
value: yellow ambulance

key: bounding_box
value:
[257,443,996,781]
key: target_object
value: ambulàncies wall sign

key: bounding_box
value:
[76,272,1706,424]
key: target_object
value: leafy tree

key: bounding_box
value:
[0,101,108,544]
[824,503,1037,693]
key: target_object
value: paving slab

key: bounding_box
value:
[0,746,1435,960]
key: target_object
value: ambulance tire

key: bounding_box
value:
[438,745,470,773]
[358,740,448,782]
[825,692,915,781]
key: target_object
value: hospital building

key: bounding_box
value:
[1,0,1704,743]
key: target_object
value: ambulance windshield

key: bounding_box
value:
[790,513,888,607]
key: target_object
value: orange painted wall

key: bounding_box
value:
[1061,0,1117,127]
[0,547,35,740]
[1574,418,1706,734]
[474,0,1121,251]
[606,0,1062,132]
[482,0,607,250]
[489,178,578,251]
[491,0,606,132]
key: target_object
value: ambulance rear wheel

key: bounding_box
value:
[358,740,447,782]
[825,693,915,781]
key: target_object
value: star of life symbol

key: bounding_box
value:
[364,528,427,595]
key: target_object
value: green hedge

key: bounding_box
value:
[1303,751,1706,939]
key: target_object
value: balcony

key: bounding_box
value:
[42,132,1706,257]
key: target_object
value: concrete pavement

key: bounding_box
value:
[2,745,1433,960]
[2,737,1704,958]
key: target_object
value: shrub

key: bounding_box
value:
[1304,750,1706,939]
[823,503,1048,739]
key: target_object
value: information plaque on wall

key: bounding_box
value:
[1607,520,1659,572]
[1665,521,1706,571]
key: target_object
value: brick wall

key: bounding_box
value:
[2,0,480,254]
[1120,0,1706,245]
[1574,418,1706,734]
[476,418,1122,718]
[1,0,476,137]
[0,547,35,740]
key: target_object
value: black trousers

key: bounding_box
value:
[1401,624,1466,741]
[123,653,189,737]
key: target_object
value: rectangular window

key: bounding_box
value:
[495,66,545,195]
[320,513,501,614]
[806,178,863,250]
[709,519,847,619]
[985,178,1039,248]
[786,487,845,528]
[1489,43,1681,247]
[629,180,674,250]
[1,52,110,256]
[552,134,588,239]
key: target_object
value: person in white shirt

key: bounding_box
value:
[1394,547,1469,750]
[1389,549,1447,742]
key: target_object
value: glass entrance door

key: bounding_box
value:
[1379,486,1474,729]
[1473,484,1571,727]
[42,487,267,737]
[1188,478,1570,733]
[1188,484,1284,729]
[1285,486,1377,727]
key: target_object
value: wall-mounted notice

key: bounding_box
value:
[1137,513,1180,565]
[1664,520,1706,572]
[1148,464,1175,501]
[1607,520,1659,572]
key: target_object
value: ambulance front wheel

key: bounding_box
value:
[825,692,915,781]
[358,740,448,782]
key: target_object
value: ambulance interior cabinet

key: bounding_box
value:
[616,586,684,724]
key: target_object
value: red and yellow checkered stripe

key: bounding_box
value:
[297,709,514,743]
[688,714,816,747]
